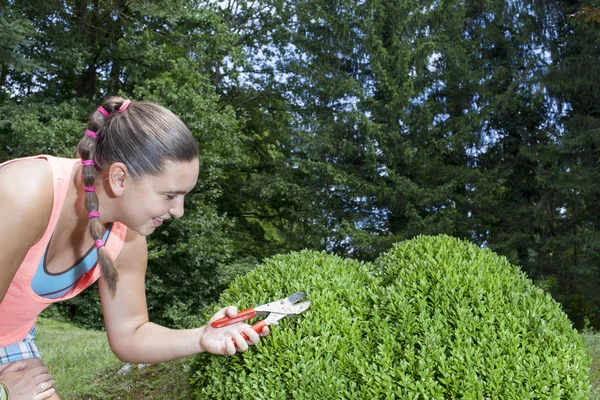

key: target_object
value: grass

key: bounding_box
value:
[34,317,600,399]
[35,318,191,400]
[584,330,600,400]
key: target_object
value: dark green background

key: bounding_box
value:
[1,0,599,329]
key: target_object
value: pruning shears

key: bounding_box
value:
[211,292,312,346]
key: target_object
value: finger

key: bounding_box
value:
[225,305,238,318]
[223,333,237,356]
[2,360,27,372]
[34,387,55,400]
[232,331,249,352]
[260,326,271,337]
[34,373,54,386]
[207,307,228,324]
[244,327,260,345]
[208,306,238,324]
[27,366,50,378]
[37,380,56,393]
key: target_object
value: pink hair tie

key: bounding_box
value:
[97,106,110,118]
[94,240,105,249]
[118,100,131,113]
[88,211,100,219]
[84,129,98,139]
[81,160,94,166]
[84,186,96,192]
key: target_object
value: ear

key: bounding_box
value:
[107,162,129,197]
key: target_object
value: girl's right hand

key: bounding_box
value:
[0,361,56,400]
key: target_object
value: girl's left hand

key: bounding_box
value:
[200,306,270,356]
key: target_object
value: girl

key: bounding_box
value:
[0,97,268,400]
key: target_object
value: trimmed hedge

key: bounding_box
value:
[189,235,590,399]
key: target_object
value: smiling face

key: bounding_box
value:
[115,158,199,236]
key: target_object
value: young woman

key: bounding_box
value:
[0,97,268,400]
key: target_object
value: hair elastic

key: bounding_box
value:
[84,186,96,192]
[118,100,131,113]
[95,240,105,249]
[81,159,94,166]
[84,129,98,139]
[88,211,100,219]
[97,106,110,118]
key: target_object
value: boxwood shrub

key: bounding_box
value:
[189,235,590,399]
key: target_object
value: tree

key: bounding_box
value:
[536,0,600,327]
[0,0,260,328]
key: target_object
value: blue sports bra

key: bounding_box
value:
[31,224,112,299]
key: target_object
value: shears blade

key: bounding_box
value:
[211,292,311,328]
[210,292,312,347]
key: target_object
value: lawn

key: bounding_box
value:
[584,330,600,400]
[34,318,600,399]
[35,318,190,400]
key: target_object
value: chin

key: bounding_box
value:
[129,224,156,237]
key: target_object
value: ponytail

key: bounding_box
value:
[76,100,129,296]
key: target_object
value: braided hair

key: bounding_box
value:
[75,97,198,295]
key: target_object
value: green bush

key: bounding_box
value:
[372,235,590,398]
[189,235,590,399]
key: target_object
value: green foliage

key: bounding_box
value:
[189,249,377,398]
[532,0,600,328]
[0,99,87,161]
[31,314,600,399]
[0,16,41,74]
[374,235,590,398]
[189,235,590,399]
[49,283,106,330]
[144,203,238,327]
[572,6,600,23]
[133,56,253,327]
[0,1,257,329]
[1,0,600,334]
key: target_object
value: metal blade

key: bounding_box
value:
[287,292,307,304]
[254,293,311,315]
[288,300,311,315]
[264,300,312,325]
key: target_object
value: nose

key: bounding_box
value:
[169,196,185,219]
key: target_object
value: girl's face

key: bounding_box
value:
[117,159,199,236]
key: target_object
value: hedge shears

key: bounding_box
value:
[211,292,312,346]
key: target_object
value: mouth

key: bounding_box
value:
[152,217,164,227]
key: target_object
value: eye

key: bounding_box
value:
[165,194,177,200]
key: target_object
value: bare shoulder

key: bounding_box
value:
[0,158,53,198]
[0,158,53,242]
[0,158,53,301]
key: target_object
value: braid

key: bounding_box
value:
[76,102,125,296]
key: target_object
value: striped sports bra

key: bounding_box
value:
[31,224,112,299]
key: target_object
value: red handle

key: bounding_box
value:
[211,308,256,328]
[233,320,269,347]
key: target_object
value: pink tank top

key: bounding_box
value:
[0,155,127,345]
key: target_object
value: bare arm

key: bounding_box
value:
[100,230,265,364]
[100,230,203,363]
[0,159,56,399]
[0,159,52,305]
